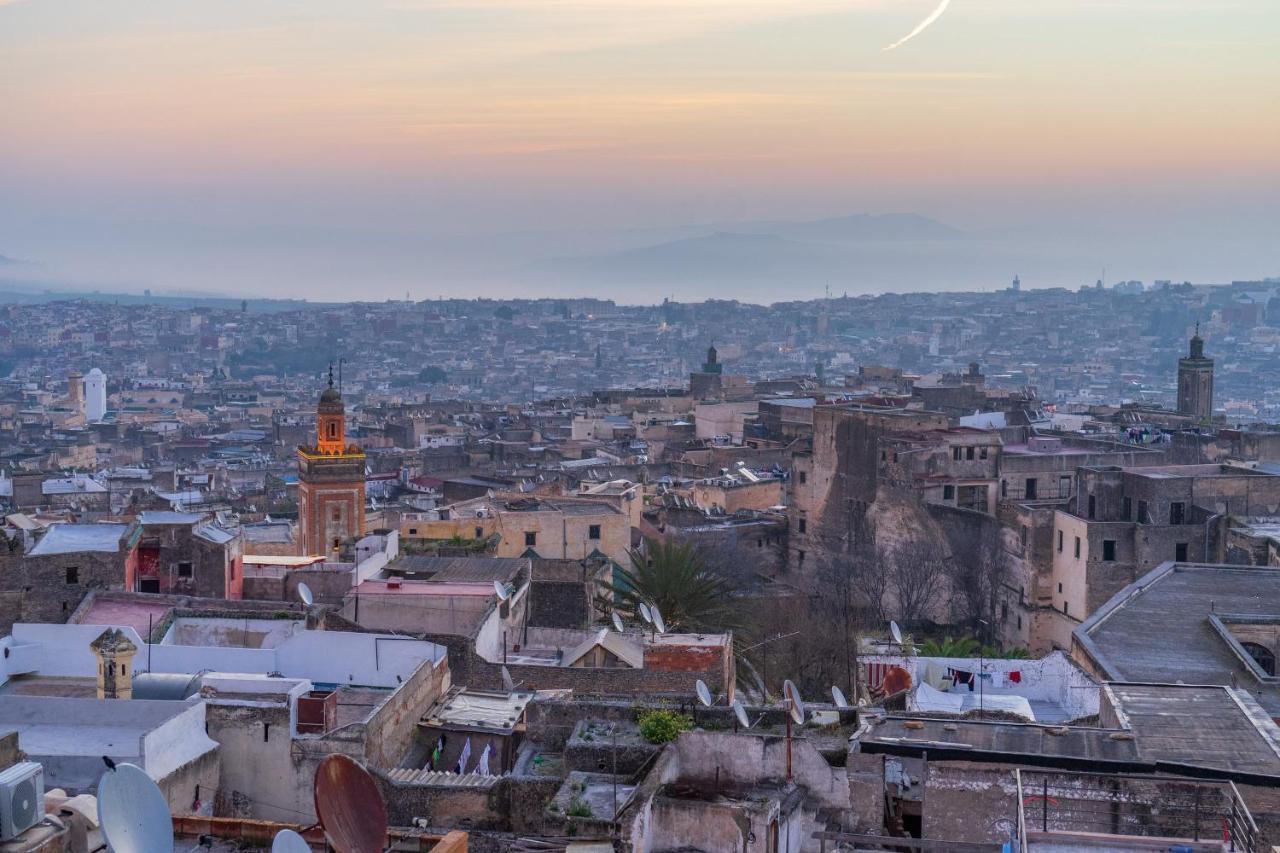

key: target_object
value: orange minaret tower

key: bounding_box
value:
[297,365,366,557]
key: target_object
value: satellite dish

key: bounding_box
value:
[890,620,903,646]
[494,580,511,601]
[831,685,849,709]
[298,582,314,607]
[732,699,751,729]
[695,679,713,707]
[783,679,806,725]
[272,829,312,853]
[97,763,174,853]
[651,604,666,634]
[611,611,625,633]
[501,665,515,693]
[638,602,652,624]
[315,754,388,853]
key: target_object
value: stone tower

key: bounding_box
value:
[1177,325,1214,423]
[297,365,366,557]
[90,628,138,700]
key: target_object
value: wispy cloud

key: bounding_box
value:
[885,0,953,51]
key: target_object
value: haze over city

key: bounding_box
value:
[2,0,1278,301]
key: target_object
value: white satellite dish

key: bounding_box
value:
[732,699,751,729]
[501,665,515,693]
[494,580,511,601]
[695,679,713,707]
[651,604,667,634]
[783,679,806,725]
[297,582,314,607]
[611,611,625,633]
[271,829,312,853]
[97,763,174,853]
[638,602,652,624]
[890,620,903,646]
[831,686,849,709]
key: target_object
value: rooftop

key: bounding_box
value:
[421,687,533,734]
[28,523,129,556]
[388,555,528,583]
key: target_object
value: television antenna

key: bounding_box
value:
[637,602,652,624]
[781,679,806,781]
[314,754,388,853]
[493,581,512,601]
[695,679,713,707]
[501,665,515,693]
[650,603,667,635]
[732,699,751,732]
[610,611,625,633]
[889,620,903,647]
[298,582,314,608]
[272,829,312,853]
[97,762,174,853]
[831,685,849,709]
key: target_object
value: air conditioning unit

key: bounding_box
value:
[0,762,44,841]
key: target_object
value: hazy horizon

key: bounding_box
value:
[3,0,1278,301]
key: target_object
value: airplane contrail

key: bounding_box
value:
[884,0,953,51]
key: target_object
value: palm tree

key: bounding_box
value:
[605,538,739,633]
[919,636,980,658]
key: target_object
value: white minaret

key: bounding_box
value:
[85,368,107,422]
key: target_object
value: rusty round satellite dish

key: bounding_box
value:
[880,665,912,696]
[314,754,388,853]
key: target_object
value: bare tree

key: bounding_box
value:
[889,537,948,628]
[946,521,1012,643]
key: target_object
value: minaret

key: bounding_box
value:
[297,363,366,556]
[1177,324,1214,423]
[90,629,138,700]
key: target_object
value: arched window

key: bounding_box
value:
[1243,642,1276,677]
[328,422,338,439]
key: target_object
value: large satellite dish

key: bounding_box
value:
[314,754,388,853]
[501,665,515,693]
[650,604,666,634]
[493,580,511,601]
[890,620,903,646]
[831,685,849,709]
[732,699,751,729]
[298,582,314,607]
[637,602,652,624]
[272,829,312,853]
[783,679,806,725]
[97,763,174,853]
[695,679,713,707]
[611,611,625,633]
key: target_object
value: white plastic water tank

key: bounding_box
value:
[85,368,107,422]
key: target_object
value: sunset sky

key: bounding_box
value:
[1,0,1277,300]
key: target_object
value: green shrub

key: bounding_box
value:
[567,798,593,818]
[637,709,692,744]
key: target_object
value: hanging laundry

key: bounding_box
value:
[949,668,975,691]
[457,737,473,775]
[1008,670,1022,685]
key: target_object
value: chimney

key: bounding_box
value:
[90,629,138,700]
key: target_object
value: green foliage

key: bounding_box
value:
[566,798,593,818]
[919,636,980,658]
[418,366,447,383]
[493,305,515,321]
[636,709,692,744]
[606,538,739,633]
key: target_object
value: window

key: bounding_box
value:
[1170,502,1186,525]
[475,527,484,539]
[798,550,806,563]
[798,519,807,533]
[589,524,601,540]
[331,506,340,522]
[1017,615,1022,630]
[177,561,193,578]
[328,422,337,438]
[1020,525,1028,552]
[1058,582,1063,593]
[966,446,975,460]
[1122,497,1132,520]
[1087,495,1096,519]
[1025,478,1038,500]
[1059,475,1072,497]
[1243,642,1276,677]
[1063,601,1070,616]
[1001,480,1008,498]
[525,531,537,547]
[263,723,271,742]
[1175,542,1188,562]
[1057,530,1064,552]
[881,450,887,461]
[139,578,160,594]
[65,567,79,585]
[942,485,955,500]
[1001,601,1008,621]
[1074,537,1081,559]
[980,446,989,460]
[1137,500,1149,524]
[1102,540,1116,561]
[798,471,807,485]
[953,447,963,461]
[408,527,418,535]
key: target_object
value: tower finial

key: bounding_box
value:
[1195,321,1200,337]
[328,361,335,388]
